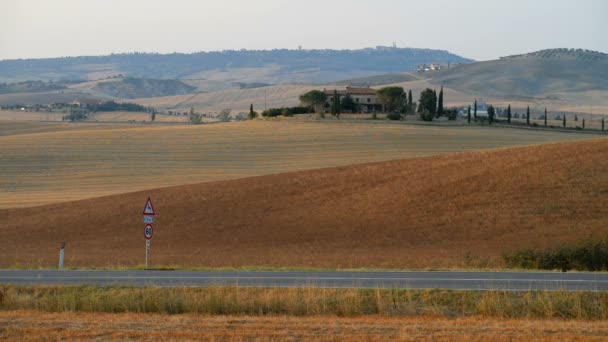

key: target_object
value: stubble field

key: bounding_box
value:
[1,134,606,269]
[0,120,596,208]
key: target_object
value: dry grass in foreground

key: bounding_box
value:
[1,311,607,341]
[1,138,606,269]
[2,286,607,320]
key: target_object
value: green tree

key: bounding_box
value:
[602,117,605,132]
[563,115,566,127]
[150,110,156,122]
[217,109,231,122]
[341,94,357,113]
[407,89,413,113]
[467,105,471,124]
[248,104,257,120]
[417,88,437,121]
[299,90,327,113]
[583,118,585,129]
[330,89,341,118]
[437,85,444,116]
[488,105,495,125]
[507,104,511,123]
[544,108,547,126]
[474,99,477,121]
[526,106,530,125]
[377,86,405,113]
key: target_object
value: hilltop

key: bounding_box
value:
[1,137,606,269]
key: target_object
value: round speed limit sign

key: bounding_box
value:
[144,224,154,240]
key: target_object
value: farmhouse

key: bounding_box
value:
[324,86,379,113]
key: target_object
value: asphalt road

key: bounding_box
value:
[1,270,608,291]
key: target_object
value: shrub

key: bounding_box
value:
[504,237,608,271]
[419,109,434,122]
[386,112,402,120]
[262,106,311,117]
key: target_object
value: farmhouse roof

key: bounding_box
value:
[323,86,376,96]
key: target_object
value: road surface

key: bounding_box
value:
[1,270,607,291]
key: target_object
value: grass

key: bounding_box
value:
[0,120,596,208]
[2,286,608,320]
[3,286,608,340]
[4,311,608,341]
[1,137,606,269]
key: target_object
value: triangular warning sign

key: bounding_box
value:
[143,197,155,216]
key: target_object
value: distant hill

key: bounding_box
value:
[93,77,197,99]
[330,73,420,86]
[0,48,473,84]
[428,48,608,100]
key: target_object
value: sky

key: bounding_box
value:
[0,0,606,61]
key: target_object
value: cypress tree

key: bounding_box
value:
[408,89,413,113]
[544,108,547,126]
[563,115,566,127]
[602,117,605,132]
[526,106,530,125]
[488,105,495,125]
[474,99,477,121]
[583,118,585,129]
[467,105,471,124]
[249,103,256,119]
[437,86,444,115]
[507,104,511,123]
[331,89,338,115]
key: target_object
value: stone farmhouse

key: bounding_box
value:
[323,86,380,113]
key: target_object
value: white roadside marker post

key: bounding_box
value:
[58,242,65,270]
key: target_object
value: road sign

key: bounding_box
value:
[144,224,154,240]
[143,197,155,216]
[144,216,154,224]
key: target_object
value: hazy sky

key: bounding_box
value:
[1,0,606,61]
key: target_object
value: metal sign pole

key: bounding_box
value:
[145,240,148,269]
[58,242,65,270]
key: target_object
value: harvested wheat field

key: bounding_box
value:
[1,311,607,341]
[0,120,596,208]
[1,138,606,269]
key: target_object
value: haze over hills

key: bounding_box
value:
[0,48,606,115]
[0,47,472,84]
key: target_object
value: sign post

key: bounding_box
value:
[58,242,65,270]
[143,197,156,269]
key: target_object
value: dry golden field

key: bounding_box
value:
[0,109,65,122]
[86,111,190,123]
[0,120,596,208]
[2,311,608,341]
[1,137,606,269]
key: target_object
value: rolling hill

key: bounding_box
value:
[0,48,472,84]
[1,137,606,269]
[0,120,594,208]
[428,48,608,102]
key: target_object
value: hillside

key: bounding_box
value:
[92,77,196,99]
[429,48,608,102]
[1,138,606,269]
[0,48,473,84]
[0,120,593,208]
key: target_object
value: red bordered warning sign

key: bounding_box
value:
[143,197,155,216]
[144,224,154,240]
